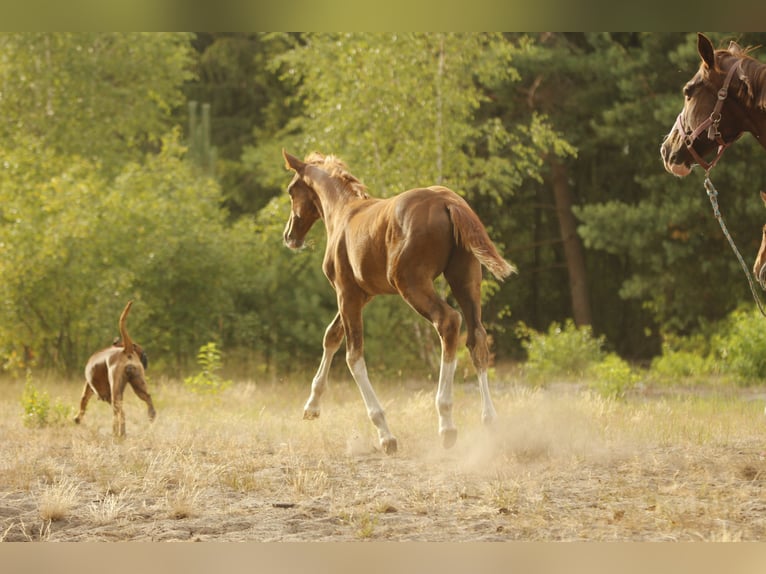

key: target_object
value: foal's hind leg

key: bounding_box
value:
[446,254,497,425]
[304,312,344,419]
[396,278,462,448]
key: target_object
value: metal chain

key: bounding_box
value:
[703,175,766,317]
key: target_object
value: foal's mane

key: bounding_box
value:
[717,41,766,111]
[304,152,370,200]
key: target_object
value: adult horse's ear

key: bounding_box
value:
[697,33,716,70]
[283,149,306,174]
[760,190,766,206]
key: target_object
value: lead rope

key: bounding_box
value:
[703,175,766,317]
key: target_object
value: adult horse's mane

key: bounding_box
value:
[716,41,766,111]
[304,152,370,200]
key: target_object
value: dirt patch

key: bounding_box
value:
[2,379,766,541]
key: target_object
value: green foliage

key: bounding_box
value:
[650,349,716,381]
[518,320,605,381]
[649,331,717,382]
[587,353,639,399]
[21,376,50,428]
[712,308,766,384]
[184,342,232,395]
[20,373,72,428]
[0,33,194,175]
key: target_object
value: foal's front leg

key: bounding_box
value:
[303,313,344,419]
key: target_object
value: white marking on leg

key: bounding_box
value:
[436,359,457,437]
[350,358,396,451]
[478,370,497,425]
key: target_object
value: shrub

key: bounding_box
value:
[21,373,73,428]
[650,347,715,381]
[21,374,50,428]
[712,308,766,384]
[587,353,639,399]
[518,320,605,382]
[184,342,232,395]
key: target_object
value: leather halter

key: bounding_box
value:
[674,59,743,173]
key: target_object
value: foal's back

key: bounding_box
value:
[336,186,464,292]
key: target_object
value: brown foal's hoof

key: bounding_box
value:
[381,437,398,455]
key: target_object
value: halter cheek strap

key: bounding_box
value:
[675,60,743,173]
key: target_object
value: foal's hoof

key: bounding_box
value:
[303,408,320,420]
[381,437,398,455]
[440,428,458,449]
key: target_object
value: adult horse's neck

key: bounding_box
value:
[732,56,766,148]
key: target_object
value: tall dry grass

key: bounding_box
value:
[1,371,766,541]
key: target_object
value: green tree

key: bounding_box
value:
[0,33,194,175]
[0,33,204,372]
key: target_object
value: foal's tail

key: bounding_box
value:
[119,300,135,356]
[446,198,517,280]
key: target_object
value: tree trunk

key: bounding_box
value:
[551,160,592,326]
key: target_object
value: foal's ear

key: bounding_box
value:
[282,149,306,174]
[697,33,716,70]
[760,190,766,207]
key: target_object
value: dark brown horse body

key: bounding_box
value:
[282,150,515,454]
[661,33,766,177]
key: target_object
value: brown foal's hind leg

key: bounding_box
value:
[396,276,463,449]
[445,254,497,425]
[74,382,94,424]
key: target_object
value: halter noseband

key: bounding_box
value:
[674,59,742,173]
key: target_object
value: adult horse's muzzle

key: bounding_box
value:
[660,132,693,177]
[660,120,696,177]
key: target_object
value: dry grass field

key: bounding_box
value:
[2,370,766,542]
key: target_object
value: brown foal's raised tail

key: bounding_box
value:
[119,300,135,356]
[446,201,517,280]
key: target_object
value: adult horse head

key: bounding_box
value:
[661,33,766,176]
[282,149,515,455]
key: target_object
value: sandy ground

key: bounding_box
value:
[1,376,766,542]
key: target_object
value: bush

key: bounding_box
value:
[21,375,50,428]
[587,353,639,399]
[184,342,233,395]
[712,308,766,384]
[21,372,72,428]
[518,320,605,382]
[650,347,715,381]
